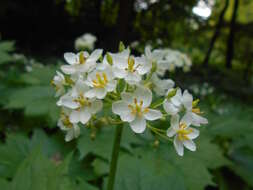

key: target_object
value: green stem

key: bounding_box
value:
[107,124,123,190]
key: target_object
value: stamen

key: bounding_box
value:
[177,123,193,141]
[127,57,135,72]
[79,52,86,64]
[192,108,203,114]
[92,72,108,88]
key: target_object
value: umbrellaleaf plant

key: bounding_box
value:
[52,42,208,190]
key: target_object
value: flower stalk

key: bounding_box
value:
[107,124,124,190]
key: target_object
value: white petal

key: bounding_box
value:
[130,116,146,133]
[187,128,199,139]
[120,112,135,122]
[73,125,80,138]
[89,99,103,114]
[174,136,184,156]
[111,49,129,69]
[112,101,130,115]
[69,110,80,123]
[61,65,76,75]
[121,92,134,104]
[170,114,180,129]
[145,46,152,58]
[85,89,96,99]
[167,127,176,137]
[113,67,127,78]
[94,88,107,99]
[125,72,141,84]
[182,90,193,110]
[181,113,192,127]
[191,113,208,126]
[183,139,196,151]
[58,96,79,109]
[135,57,151,75]
[80,108,91,124]
[64,52,77,65]
[87,49,103,62]
[75,79,90,93]
[65,129,74,142]
[134,86,152,107]
[106,80,117,92]
[163,100,179,115]
[144,109,162,121]
[170,88,182,107]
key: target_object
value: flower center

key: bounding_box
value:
[79,52,86,64]
[177,123,193,141]
[61,115,73,128]
[92,73,108,88]
[51,80,60,91]
[74,94,91,107]
[128,98,149,116]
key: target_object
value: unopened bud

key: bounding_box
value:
[192,99,200,107]
[106,53,113,65]
[167,88,177,99]
[151,61,157,73]
[119,41,125,52]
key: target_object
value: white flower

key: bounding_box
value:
[144,46,168,77]
[61,49,102,75]
[144,46,164,66]
[167,114,199,156]
[163,88,183,115]
[110,49,151,84]
[57,109,80,142]
[57,80,103,124]
[51,71,66,97]
[151,74,174,96]
[85,64,117,99]
[181,90,208,127]
[112,86,162,133]
[75,33,97,51]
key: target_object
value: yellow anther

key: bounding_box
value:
[177,123,193,141]
[62,116,73,128]
[129,98,149,116]
[92,73,108,88]
[103,73,108,83]
[51,80,60,91]
[74,94,91,107]
[143,107,149,113]
[192,108,203,114]
[79,52,86,64]
[127,57,135,72]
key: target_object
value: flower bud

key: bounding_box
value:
[192,99,200,107]
[106,53,113,65]
[167,88,177,99]
[151,61,157,73]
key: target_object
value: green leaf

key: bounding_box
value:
[0,133,30,178]
[5,86,59,126]
[77,128,114,160]
[92,158,109,176]
[0,41,15,52]
[10,148,74,190]
[113,153,186,190]
[0,178,10,189]
[229,147,253,186]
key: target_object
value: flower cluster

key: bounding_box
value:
[52,44,207,156]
